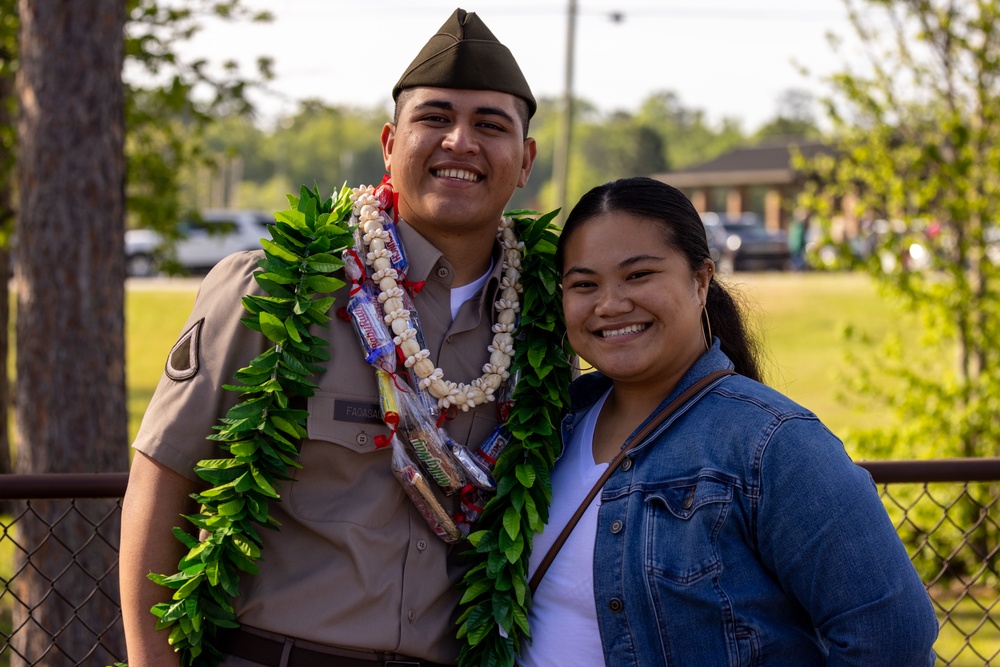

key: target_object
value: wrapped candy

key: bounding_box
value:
[346,283,395,371]
[374,368,401,449]
[472,424,512,474]
[440,428,495,491]
[495,368,518,423]
[341,246,367,285]
[383,374,468,495]
[400,412,467,496]
[456,486,488,532]
[390,436,463,543]
[398,288,427,348]
[380,218,408,277]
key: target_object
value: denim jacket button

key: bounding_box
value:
[610,520,624,534]
[620,458,632,471]
[609,598,624,612]
[683,489,695,509]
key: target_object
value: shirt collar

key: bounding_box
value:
[396,218,504,291]
[396,219,442,285]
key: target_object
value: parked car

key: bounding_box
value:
[125,209,274,277]
[701,212,791,272]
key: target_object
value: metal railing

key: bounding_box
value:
[0,463,999,666]
[0,474,127,667]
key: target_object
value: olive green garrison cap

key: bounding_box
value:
[393,8,536,118]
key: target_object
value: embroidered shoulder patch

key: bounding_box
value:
[165,318,203,381]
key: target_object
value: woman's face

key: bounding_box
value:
[561,212,713,394]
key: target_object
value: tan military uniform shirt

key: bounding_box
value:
[133,221,504,664]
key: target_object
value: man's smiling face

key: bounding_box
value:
[382,87,535,241]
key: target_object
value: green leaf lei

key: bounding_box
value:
[143,188,568,667]
[146,184,355,667]
[456,209,571,667]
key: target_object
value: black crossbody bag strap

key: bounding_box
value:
[528,369,735,595]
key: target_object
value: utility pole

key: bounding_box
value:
[553,0,577,225]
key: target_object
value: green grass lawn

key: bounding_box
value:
[729,270,903,435]
[126,281,197,442]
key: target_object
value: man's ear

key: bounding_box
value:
[518,136,537,189]
[381,123,395,172]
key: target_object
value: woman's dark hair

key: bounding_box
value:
[557,176,764,383]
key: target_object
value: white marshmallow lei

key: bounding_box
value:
[350,185,524,411]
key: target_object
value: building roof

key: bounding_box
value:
[653,139,832,188]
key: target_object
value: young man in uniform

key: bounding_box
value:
[119,8,537,666]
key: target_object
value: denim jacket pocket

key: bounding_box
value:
[643,474,734,585]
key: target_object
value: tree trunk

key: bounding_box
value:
[0,0,14,478]
[14,1,127,664]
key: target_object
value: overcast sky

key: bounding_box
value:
[174,0,860,131]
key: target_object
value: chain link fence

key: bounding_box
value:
[0,464,999,666]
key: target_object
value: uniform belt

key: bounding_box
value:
[219,627,450,667]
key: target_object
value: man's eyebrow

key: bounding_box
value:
[412,100,454,113]
[474,105,516,125]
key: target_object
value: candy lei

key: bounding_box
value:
[139,182,568,667]
[351,185,522,412]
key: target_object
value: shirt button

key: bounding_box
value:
[610,520,624,534]
[609,598,624,612]
[416,539,428,551]
[620,458,632,471]
[408,609,416,621]
[437,267,449,279]
[356,432,369,446]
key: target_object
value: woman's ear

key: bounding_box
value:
[696,258,715,303]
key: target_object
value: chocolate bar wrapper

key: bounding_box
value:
[401,420,467,495]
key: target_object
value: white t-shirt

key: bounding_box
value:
[450,259,493,319]
[520,389,611,667]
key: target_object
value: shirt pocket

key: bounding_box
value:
[288,389,403,527]
[643,474,734,585]
[305,389,388,453]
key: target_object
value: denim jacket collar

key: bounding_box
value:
[565,338,735,453]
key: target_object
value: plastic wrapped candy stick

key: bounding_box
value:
[346,282,396,372]
[390,435,463,543]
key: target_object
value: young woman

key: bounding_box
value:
[521,177,938,666]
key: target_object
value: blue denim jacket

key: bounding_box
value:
[564,343,938,667]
